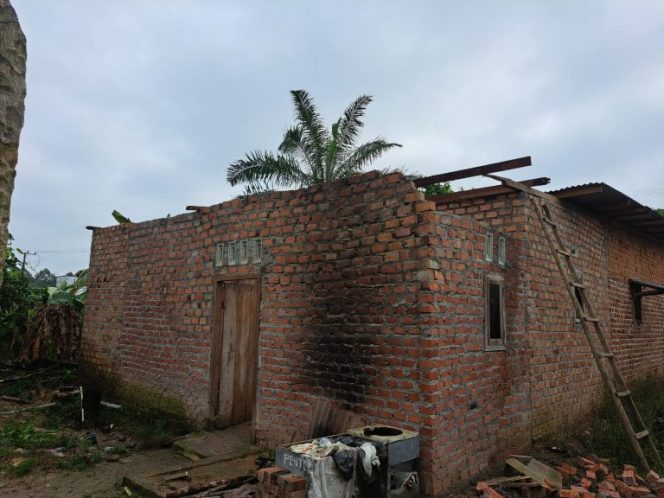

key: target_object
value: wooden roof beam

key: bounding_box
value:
[430,177,550,204]
[414,156,532,188]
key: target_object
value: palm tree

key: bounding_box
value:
[227,90,401,193]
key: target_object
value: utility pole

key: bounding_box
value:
[21,250,36,271]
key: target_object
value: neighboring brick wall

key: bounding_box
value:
[435,192,663,457]
[607,225,664,383]
[521,198,609,438]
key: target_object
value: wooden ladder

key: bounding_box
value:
[487,174,663,471]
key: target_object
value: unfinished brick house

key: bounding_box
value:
[81,157,664,496]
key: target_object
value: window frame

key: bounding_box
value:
[484,274,507,351]
[485,232,494,262]
[629,281,643,325]
[498,235,506,266]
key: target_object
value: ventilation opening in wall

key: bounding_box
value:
[215,238,263,267]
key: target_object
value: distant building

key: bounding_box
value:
[56,275,76,287]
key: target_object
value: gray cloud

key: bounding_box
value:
[9,0,664,274]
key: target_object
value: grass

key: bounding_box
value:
[0,360,193,483]
[0,421,71,449]
[0,362,191,479]
[584,376,664,473]
[57,449,102,471]
[6,457,35,477]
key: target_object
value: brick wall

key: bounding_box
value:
[82,171,437,434]
[83,173,664,497]
[420,208,531,496]
[607,225,664,383]
[434,192,663,484]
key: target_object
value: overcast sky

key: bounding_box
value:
[9,1,664,275]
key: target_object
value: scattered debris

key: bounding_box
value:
[101,400,122,410]
[506,455,562,491]
[477,453,664,498]
[0,401,57,416]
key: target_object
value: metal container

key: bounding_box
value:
[275,425,419,497]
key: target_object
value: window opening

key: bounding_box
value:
[485,233,494,262]
[485,275,506,350]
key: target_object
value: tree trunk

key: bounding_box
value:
[0,0,26,286]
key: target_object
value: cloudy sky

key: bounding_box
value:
[9,1,664,274]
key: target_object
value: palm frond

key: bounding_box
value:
[338,138,402,177]
[290,90,329,173]
[278,126,316,173]
[336,95,372,153]
[227,151,305,189]
[323,121,340,182]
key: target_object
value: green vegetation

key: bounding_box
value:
[227,90,401,194]
[6,457,35,477]
[0,236,87,361]
[420,181,453,197]
[0,237,48,359]
[0,364,191,478]
[584,377,664,472]
[0,421,68,450]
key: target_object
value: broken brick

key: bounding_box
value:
[477,482,505,498]
[623,468,637,486]
[648,471,662,483]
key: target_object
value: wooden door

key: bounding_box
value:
[213,278,260,427]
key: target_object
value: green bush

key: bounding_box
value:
[0,239,47,359]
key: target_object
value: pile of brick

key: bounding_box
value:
[556,458,664,498]
[257,467,307,498]
[477,455,664,498]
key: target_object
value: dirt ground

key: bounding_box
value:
[0,447,188,498]
[0,363,198,498]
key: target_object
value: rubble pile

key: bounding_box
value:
[477,454,664,498]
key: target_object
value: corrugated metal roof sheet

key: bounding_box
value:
[548,183,664,242]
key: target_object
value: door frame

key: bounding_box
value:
[208,273,261,435]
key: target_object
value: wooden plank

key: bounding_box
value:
[208,283,224,420]
[230,281,246,425]
[245,280,261,421]
[413,156,531,187]
[218,281,237,427]
[485,173,556,201]
[228,279,260,426]
[430,177,550,204]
